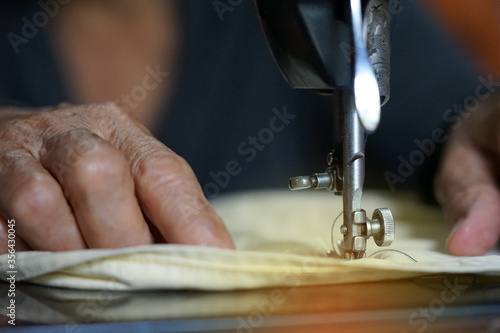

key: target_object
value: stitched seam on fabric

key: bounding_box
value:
[80,257,362,276]
[32,270,124,283]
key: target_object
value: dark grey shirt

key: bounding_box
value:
[0,0,479,200]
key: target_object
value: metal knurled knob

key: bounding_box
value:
[372,208,394,247]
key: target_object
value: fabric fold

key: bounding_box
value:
[1,190,499,290]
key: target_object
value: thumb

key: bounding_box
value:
[435,132,500,256]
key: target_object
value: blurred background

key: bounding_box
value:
[422,0,500,79]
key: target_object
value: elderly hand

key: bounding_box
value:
[435,94,500,256]
[0,103,234,253]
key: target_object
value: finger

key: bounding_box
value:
[0,150,86,251]
[40,128,154,249]
[138,155,235,249]
[435,133,500,256]
[112,127,234,249]
[463,92,500,155]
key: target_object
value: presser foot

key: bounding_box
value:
[338,208,395,260]
[289,168,395,260]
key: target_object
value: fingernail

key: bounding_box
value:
[446,217,467,254]
[449,217,465,236]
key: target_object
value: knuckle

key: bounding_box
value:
[74,146,129,185]
[133,149,193,185]
[444,184,493,211]
[84,102,135,137]
[9,173,61,220]
[42,129,101,174]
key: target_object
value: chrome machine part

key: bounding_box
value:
[285,0,395,260]
[350,0,381,133]
[363,0,391,106]
[368,208,395,247]
[255,0,395,260]
[340,86,367,260]
[338,0,392,260]
[289,170,343,194]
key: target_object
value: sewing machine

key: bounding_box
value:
[255,0,395,259]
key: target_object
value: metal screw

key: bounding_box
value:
[340,224,348,235]
[327,151,335,166]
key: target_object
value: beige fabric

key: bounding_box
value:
[1,190,499,290]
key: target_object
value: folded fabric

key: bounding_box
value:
[1,190,499,291]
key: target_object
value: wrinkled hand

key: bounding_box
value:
[0,103,234,253]
[435,95,500,256]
